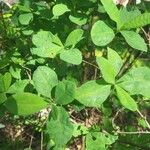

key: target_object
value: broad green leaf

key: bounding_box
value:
[31,44,61,58]
[107,47,123,74]
[86,132,117,150]
[73,124,88,137]
[60,49,82,65]
[18,13,33,25]
[52,4,70,17]
[46,106,74,146]
[121,31,147,52]
[55,80,76,105]
[3,72,12,91]
[32,31,62,58]
[18,5,31,12]
[118,67,150,98]
[121,13,150,30]
[33,66,58,98]
[65,29,84,47]
[75,80,111,107]
[91,21,115,46]
[100,0,119,23]
[118,8,141,30]
[0,73,12,92]
[32,31,53,47]
[0,93,7,105]
[22,28,33,35]
[5,93,49,115]
[9,66,21,79]
[0,74,5,93]
[115,85,138,111]
[7,80,29,94]
[69,14,87,25]
[96,57,116,84]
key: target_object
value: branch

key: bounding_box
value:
[82,60,99,69]
[137,109,150,130]
[117,131,150,134]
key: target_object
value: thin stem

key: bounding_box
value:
[82,60,99,69]
[141,27,149,39]
[41,131,43,150]
[117,51,132,78]
[117,131,150,134]
[141,27,150,47]
[29,134,34,148]
[112,108,123,130]
[137,109,150,130]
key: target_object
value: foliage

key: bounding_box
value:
[0,0,150,149]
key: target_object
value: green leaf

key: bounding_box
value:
[46,106,74,146]
[118,67,150,98]
[69,14,87,25]
[96,57,116,84]
[86,132,117,150]
[118,8,141,30]
[65,29,84,47]
[60,49,82,65]
[33,66,58,98]
[121,13,150,30]
[115,85,138,111]
[100,0,119,23]
[121,30,147,52]
[7,80,29,94]
[9,66,21,79]
[18,13,33,25]
[55,80,76,105]
[52,4,70,17]
[91,21,115,46]
[75,80,111,107]
[0,74,5,93]
[0,93,7,105]
[32,31,62,58]
[107,47,123,74]
[32,31,53,47]
[18,5,31,12]
[5,93,48,115]
[31,45,61,58]
[3,72,12,91]
[0,73,12,92]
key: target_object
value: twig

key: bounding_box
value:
[29,134,34,148]
[141,27,149,39]
[117,52,132,78]
[137,109,150,130]
[117,131,150,134]
[82,60,99,69]
[81,136,85,150]
[117,50,142,78]
[41,131,43,150]
[112,108,123,130]
[141,27,150,47]
[21,65,32,80]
